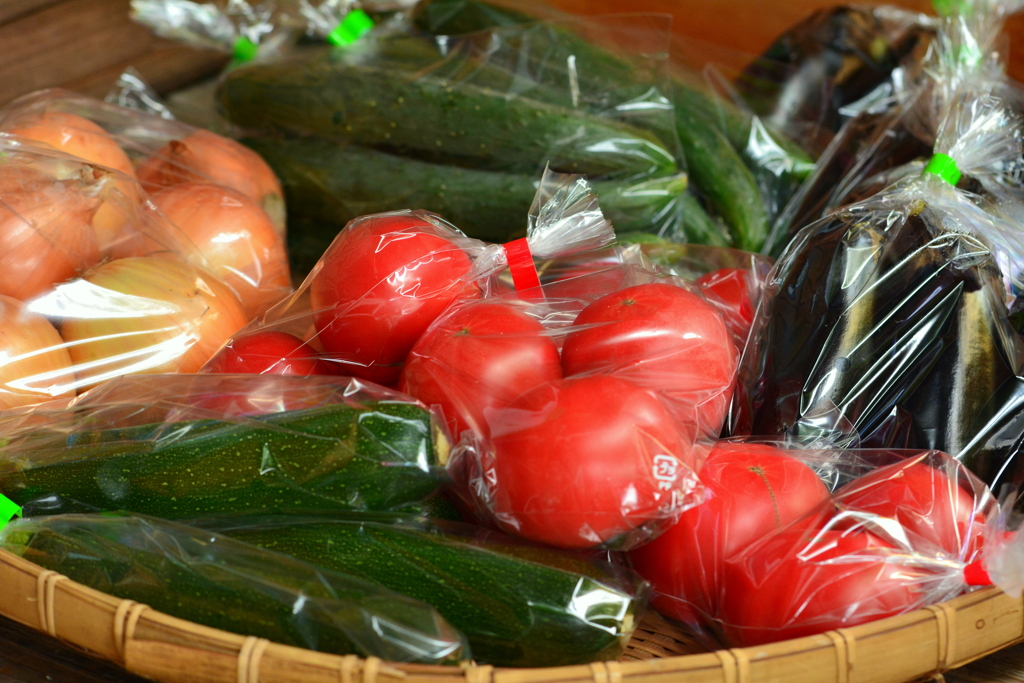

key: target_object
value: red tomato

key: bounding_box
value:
[487,375,695,549]
[399,300,562,439]
[204,331,327,376]
[629,442,831,625]
[719,527,929,646]
[561,283,738,434]
[309,215,475,386]
[694,268,755,342]
[835,456,987,560]
[542,260,632,302]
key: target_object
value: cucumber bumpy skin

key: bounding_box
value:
[0,403,448,518]
[217,53,678,179]
[243,136,697,246]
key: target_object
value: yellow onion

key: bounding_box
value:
[0,295,75,409]
[0,164,101,301]
[57,257,248,388]
[136,130,286,235]
[151,182,291,319]
[3,111,140,252]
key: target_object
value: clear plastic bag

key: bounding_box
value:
[215,11,705,248]
[0,134,250,407]
[734,90,1024,501]
[0,512,468,663]
[404,0,813,252]
[410,247,754,551]
[0,89,291,320]
[190,512,645,667]
[630,443,1003,647]
[766,0,1021,254]
[0,373,450,519]
[201,169,614,386]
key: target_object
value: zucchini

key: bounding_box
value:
[0,403,448,518]
[244,135,698,245]
[0,514,467,663]
[201,515,642,667]
[217,50,678,179]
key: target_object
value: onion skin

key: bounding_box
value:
[0,164,101,301]
[151,182,291,319]
[3,111,139,252]
[0,295,76,409]
[59,257,249,388]
[136,130,286,235]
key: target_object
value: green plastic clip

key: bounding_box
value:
[933,0,974,17]
[327,9,374,47]
[0,493,22,531]
[923,153,963,186]
[232,36,259,63]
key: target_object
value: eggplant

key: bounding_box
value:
[735,5,932,156]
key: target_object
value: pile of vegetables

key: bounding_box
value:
[2,0,1024,674]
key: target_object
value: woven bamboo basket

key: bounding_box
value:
[1,545,1021,683]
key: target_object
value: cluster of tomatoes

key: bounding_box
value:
[632,444,989,646]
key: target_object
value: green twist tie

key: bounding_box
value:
[327,9,374,46]
[232,36,259,63]
[0,493,22,531]
[933,0,974,16]
[923,153,963,185]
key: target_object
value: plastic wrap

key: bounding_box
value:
[215,11,709,250]
[0,133,254,408]
[766,0,1021,253]
[630,443,1004,647]
[734,5,936,157]
[398,242,757,551]
[0,373,450,519]
[201,169,614,386]
[405,0,818,252]
[735,89,1024,502]
[0,90,291,319]
[191,512,644,667]
[0,513,467,662]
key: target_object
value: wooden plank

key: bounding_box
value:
[0,0,222,107]
[0,0,64,25]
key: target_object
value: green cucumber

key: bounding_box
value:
[244,135,696,244]
[0,403,448,518]
[217,50,677,178]
[202,515,642,667]
[0,514,467,663]
[672,102,770,252]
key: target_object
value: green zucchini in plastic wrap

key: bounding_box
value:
[0,375,449,518]
[199,514,644,668]
[0,514,467,663]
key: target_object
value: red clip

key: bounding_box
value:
[963,560,992,587]
[503,238,542,292]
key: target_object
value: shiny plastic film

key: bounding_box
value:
[766,0,1020,253]
[215,10,705,255]
[0,513,468,663]
[405,242,768,551]
[190,512,646,667]
[200,170,614,386]
[629,444,1015,648]
[0,374,450,519]
[734,92,1024,503]
[0,90,291,318]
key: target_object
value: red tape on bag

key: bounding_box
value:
[503,238,542,292]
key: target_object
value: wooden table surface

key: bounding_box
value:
[0,612,1020,683]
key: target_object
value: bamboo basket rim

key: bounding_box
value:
[1,546,1022,683]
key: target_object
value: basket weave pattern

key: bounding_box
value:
[1,546,1021,683]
